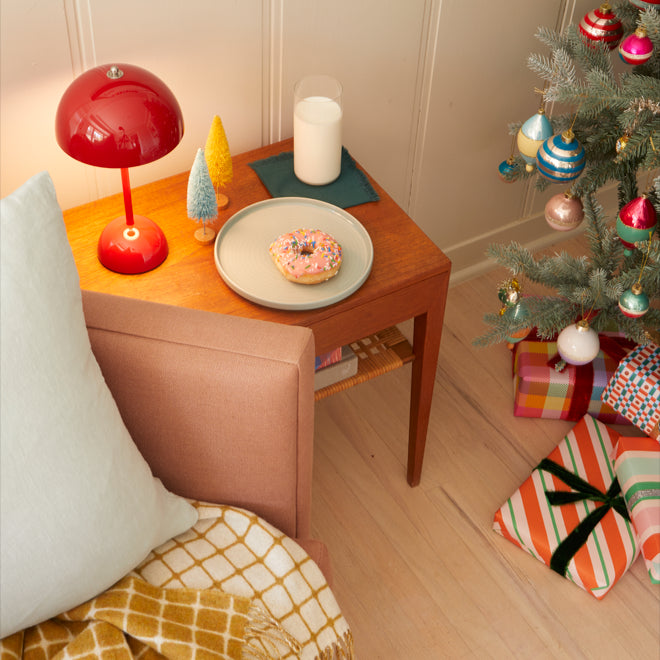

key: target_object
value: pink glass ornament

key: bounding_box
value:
[544,192,585,231]
[619,27,654,65]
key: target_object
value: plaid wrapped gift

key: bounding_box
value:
[614,436,660,584]
[602,343,660,439]
[513,335,631,424]
[494,415,639,599]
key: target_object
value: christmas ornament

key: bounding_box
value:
[616,134,630,153]
[544,192,584,231]
[498,278,522,311]
[498,157,519,182]
[618,283,650,318]
[517,109,553,172]
[616,194,657,256]
[505,301,532,349]
[579,3,623,50]
[536,129,586,182]
[628,0,660,10]
[557,320,600,366]
[619,27,654,65]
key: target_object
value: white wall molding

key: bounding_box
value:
[261,0,285,146]
[62,0,96,77]
[407,0,442,218]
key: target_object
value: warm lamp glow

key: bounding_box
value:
[56,63,184,273]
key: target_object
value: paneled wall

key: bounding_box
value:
[1,0,600,281]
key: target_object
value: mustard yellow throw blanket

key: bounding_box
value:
[1,504,354,660]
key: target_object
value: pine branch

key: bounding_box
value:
[478,5,660,348]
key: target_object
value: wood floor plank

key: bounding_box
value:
[311,246,660,659]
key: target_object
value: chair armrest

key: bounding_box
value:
[82,290,316,539]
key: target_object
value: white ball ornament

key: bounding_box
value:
[556,320,600,366]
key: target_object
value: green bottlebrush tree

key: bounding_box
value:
[187,148,218,243]
[477,2,660,348]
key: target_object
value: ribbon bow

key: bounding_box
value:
[538,458,630,577]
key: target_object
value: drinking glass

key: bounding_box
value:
[293,75,343,186]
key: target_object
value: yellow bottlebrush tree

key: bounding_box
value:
[204,115,233,209]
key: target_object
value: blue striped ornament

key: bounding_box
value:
[536,130,586,182]
[517,110,553,171]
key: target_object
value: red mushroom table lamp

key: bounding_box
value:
[56,63,184,273]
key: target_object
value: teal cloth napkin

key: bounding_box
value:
[248,148,379,209]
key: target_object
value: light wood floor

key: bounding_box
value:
[311,241,660,659]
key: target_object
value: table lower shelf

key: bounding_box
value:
[314,326,414,401]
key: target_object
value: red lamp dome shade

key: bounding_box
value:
[56,64,184,273]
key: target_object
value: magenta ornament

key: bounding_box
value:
[579,3,623,50]
[616,195,658,256]
[619,27,654,65]
[544,192,584,231]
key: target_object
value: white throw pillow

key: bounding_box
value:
[0,172,198,638]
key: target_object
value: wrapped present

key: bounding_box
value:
[602,343,660,439]
[494,415,639,599]
[614,436,660,584]
[513,334,633,424]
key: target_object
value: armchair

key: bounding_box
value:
[82,288,331,575]
[1,172,347,656]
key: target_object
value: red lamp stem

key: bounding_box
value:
[120,167,135,227]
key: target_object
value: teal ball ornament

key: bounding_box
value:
[517,109,553,172]
[498,157,519,182]
[618,283,650,318]
[504,300,532,348]
[616,194,657,256]
[536,129,586,182]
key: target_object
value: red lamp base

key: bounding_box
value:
[98,215,168,274]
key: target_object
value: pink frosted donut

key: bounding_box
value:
[269,228,342,284]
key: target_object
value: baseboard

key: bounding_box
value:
[447,184,620,287]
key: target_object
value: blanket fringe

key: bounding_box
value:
[313,631,356,660]
[243,605,301,659]
[242,607,355,660]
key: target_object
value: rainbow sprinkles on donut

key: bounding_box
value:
[269,228,342,284]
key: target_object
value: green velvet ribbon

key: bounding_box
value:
[538,458,630,577]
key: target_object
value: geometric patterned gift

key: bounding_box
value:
[494,415,639,599]
[602,343,660,440]
[513,336,632,424]
[613,436,660,584]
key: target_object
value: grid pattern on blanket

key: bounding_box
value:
[134,503,353,660]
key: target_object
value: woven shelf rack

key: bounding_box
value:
[314,326,414,401]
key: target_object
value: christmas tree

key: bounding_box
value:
[187,148,218,244]
[477,2,660,348]
[205,115,233,210]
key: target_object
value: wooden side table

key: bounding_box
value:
[63,139,451,485]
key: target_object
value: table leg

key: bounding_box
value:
[407,292,446,486]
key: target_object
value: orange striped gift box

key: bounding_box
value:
[494,415,639,599]
[614,436,660,584]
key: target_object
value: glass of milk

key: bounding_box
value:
[293,75,343,185]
